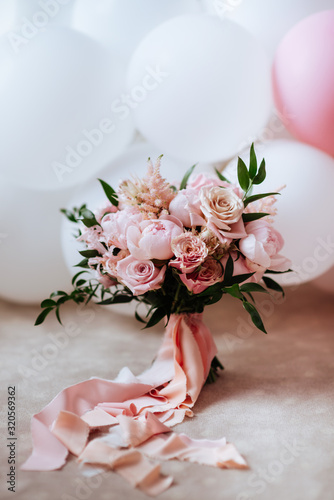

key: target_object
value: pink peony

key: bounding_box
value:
[169,188,205,227]
[239,220,291,272]
[116,256,166,295]
[127,215,183,260]
[94,201,117,224]
[101,208,142,250]
[180,257,223,294]
[170,233,208,273]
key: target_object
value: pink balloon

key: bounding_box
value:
[272,10,334,157]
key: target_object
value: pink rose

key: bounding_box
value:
[220,251,258,283]
[127,215,183,260]
[239,220,291,272]
[116,256,166,295]
[101,208,142,250]
[180,257,223,294]
[199,185,247,245]
[170,233,208,273]
[169,188,205,227]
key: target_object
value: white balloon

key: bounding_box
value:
[0,177,72,304]
[127,14,272,163]
[0,0,16,36]
[202,0,334,60]
[0,26,134,191]
[72,0,202,68]
[225,140,334,286]
[12,0,74,29]
[312,266,334,294]
[61,141,214,275]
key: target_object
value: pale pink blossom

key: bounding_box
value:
[180,257,223,294]
[170,233,208,273]
[127,215,183,261]
[169,188,205,227]
[239,220,291,273]
[116,256,166,295]
[77,226,105,255]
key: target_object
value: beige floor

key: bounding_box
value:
[1,282,333,500]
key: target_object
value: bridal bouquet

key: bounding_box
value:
[37,144,290,338]
[26,146,291,495]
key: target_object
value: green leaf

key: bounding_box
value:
[50,290,67,298]
[252,159,266,185]
[74,258,89,269]
[262,276,285,296]
[55,307,63,325]
[242,212,269,223]
[180,164,196,190]
[224,283,243,299]
[56,295,70,306]
[76,279,87,287]
[237,157,250,191]
[71,270,88,285]
[60,208,77,223]
[81,217,99,228]
[97,294,133,305]
[143,307,167,329]
[79,249,100,258]
[40,299,56,308]
[197,282,223,297]
[249,143,257,179]
[214,168,231,183]
[205,291,224,305]
[243,192,280,208]
[98,178,119,207]
[135,310,147,324]
[224,254,234,283]
[35,308,53,326]
[243,301,267,333]
[228,272,255,285]
[265,269,293,274]
[240,283,269,294]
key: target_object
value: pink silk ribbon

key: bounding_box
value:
[22,313,247,495]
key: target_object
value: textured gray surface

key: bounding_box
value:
[0,282,333,500]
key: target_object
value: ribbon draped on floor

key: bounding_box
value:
[22,314,247,496]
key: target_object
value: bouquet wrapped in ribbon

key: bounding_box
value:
[25,145,291,495]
